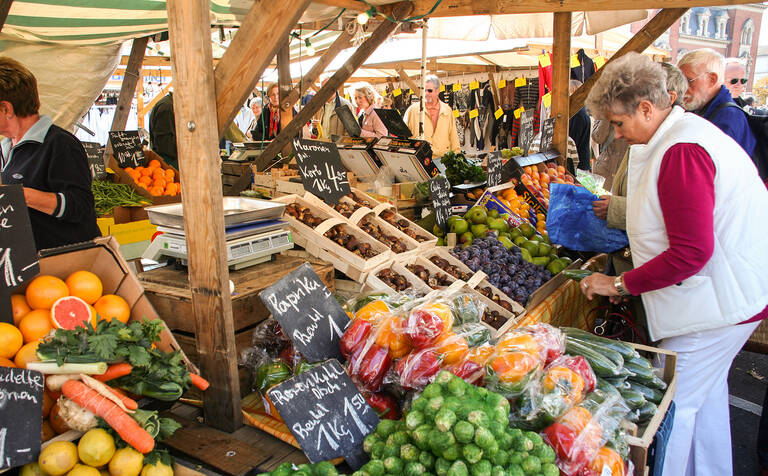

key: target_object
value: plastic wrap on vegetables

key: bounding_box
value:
[364,392,401,420]
[394,347,443,390]
[484,350,541,399]
[451,293,484,325]
[341,311,395,391]
[445,342,495,385]
[249,318,292,358]
[403,301,454,349]
[496,324,565,366]
[254,359,292,419]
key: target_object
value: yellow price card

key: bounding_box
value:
[514,106,525,119]
[594,56,606,69]
[538,53,551,67]
[453,109,461,118]
[542,93,552,108]
[439,84,445,92]
[494,107,504,120]
[515,77,527,88]
[498,79,506,89]
[469,109,479,119]
[570,54,581,68]
[470,80,480,90]
[452,83,462,92]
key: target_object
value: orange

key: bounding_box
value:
[51,296,94,330]
[152,168,165,179]
[149,186,164,197]
[0,357,16,367]
[14,340,39,368]
[93,294,130,323]
[26,275,69,310]
[42,390,54,418]
[164,169,175,180]
[138,176,152,185]
[18,310,52,343]
[140,167,152,177]
[11,294,31,325]
[65,270,103,305]
[148,159,161,169]
[153,178,167,189]
[0,322,23,359]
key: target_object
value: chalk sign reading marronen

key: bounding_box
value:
[267,359,379,469]
[0,367,44,470]
[292,138,350,204]
[259,263,350,362]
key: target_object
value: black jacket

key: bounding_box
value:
[149,93,177,168]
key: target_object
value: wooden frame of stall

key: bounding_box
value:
[27,0,744,439]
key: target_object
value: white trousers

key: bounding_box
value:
[659,321,760,476]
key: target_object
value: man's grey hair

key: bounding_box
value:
[660,63,687,107]
[678,48,726,84]
[585,52,670,119]
[425,74,441,89]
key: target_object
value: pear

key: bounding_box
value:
[471,224,489,238]
[498,236,515,250]
[450,218,469,235]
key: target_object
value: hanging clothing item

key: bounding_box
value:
[455,87,471,111]
[538,53,553,99]
[509,79,541,146]
[571,49,596,84]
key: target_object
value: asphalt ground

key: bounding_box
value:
[728,349,768,475]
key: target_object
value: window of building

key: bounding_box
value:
[679,11,692,35]
[742,19,755,45]
[696,9,711,37]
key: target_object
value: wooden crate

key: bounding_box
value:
[108,148,181,206]
[221,161,253,196]
[625,343,678,476]
[375,204,438,250]
[364,259,433,296]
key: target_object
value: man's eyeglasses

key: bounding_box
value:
[425,88,435,93]
[730,78,748,85]
[687,72,708,84]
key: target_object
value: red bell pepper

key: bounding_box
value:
[351,344,391,392]
[447,360,484,385]
[365,392,400,420]
[340,319,373,360]
[541,422,591,474]
[565,355,596,393]
[405,309,445,348]
[395,348,441,390]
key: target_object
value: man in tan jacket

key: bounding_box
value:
[403,75,460,157]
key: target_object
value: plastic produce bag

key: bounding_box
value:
[575,169,609,196]
[546,183,629,252]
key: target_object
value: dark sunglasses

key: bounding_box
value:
[730,78,748,85]
[425,88,435,93]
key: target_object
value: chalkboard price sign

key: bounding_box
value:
[519,109,535,157]
[539,118,556,152]
[267,360,379,469]
[429,176,451,230]
[259,263,350,362]
[292,138,350,204]
[109,131,146,168]
[0,186,39,324]
[486,151,502,187]
[0,367,44,470]
[82,141,107,180]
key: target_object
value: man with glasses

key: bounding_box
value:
[724,58,749,108]
[678,49,756,157]
[404,75,460,157]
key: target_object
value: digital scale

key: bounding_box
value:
[228,141,272,162]
[142,198,294,269]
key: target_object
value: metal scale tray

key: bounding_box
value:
[145,197,286,230]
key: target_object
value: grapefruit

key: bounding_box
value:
[14,340,40,368]
[26,275,69,310]
[51,296,94,330]
[11,294,31,325]
[0,322,23,359]
[93,294,130,324]
[18,309,52,343]
[65,271,103,305]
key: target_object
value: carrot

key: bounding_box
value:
[94,363,132,382]
[108,386,138,411]
[61,380,155,454]
[189,373,210,391]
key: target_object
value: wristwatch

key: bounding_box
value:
[614,275,630,296]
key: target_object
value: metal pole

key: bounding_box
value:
[418,19,428,139]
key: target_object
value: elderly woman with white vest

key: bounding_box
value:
[578,52,768,476]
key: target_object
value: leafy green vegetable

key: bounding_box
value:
[440,151,486,186]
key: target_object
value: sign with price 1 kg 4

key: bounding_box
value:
[292,138,350,204]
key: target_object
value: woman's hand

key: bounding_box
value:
[579,272,619,300]
[592,195,611,220]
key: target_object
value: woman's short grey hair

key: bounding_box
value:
[425,74,440,89]
[660,63,687,107]
[354,82,379,107]
[585,52,670,119]
[678,48,725,84]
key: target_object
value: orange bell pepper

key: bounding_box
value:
[588,447,625,476]
[373,314,411,359]
[433,332,469,366]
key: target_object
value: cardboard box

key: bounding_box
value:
[18,236,193,371]
[108,149,181,206]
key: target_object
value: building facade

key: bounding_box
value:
[631,5,766,92]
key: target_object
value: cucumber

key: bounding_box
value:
[627,381,664,404]
[561,327,639,360]
[617,386,647,410]
[626,354,653,370]
[637,401,657,423]
[596,378,622,399]
[647,375,668,391]
[602,376,627,388]
[566,339,621,377]
[625,361,655,385]
[566,335,625,369]
[562,269,593,281]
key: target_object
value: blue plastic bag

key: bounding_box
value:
[545,183,629,252]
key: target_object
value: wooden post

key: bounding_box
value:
[137,70,145,130]
[396,67,421,95]
[167,0,242,432]
[214,0,311,137]
[277,40,294,150]
[106,36,148,157]
[254,18,399,170]
[0,0,12,33]
[551,12,571,165]
[569,8,687,117]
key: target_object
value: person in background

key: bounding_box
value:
[251,83,281,141]
[581,52,768,476]
[381,96,394,110]
[148,91,177,168]
[678,48,756,157]
[245,96,263,140]
[723,58,748,108]
[403,75,460,157]
[315,75,355,140]
[568,79,592,171]
[354,83,388,138]
[0,57,100,250]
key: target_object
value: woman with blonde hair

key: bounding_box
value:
[251,83,281,141]
[354,82,388,138]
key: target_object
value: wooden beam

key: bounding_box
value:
[366,60,490,73]
[311,0,366,10]
[411,0,752,16]
[214,0,311,137]
[106,36,148,158]
[488,72,501,112]
[277,41,293,156]
[255,17,399,170]
[139,82,173,119]
[395,67,420,93]
[282,26,354,109]
[551,12,571,165]
[0,0,12,33]
[120,55,172,67]
[167,0,242,432]
[569,8,687,117]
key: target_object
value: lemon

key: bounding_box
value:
[19,462,47,476]
[140,462,174,476]
[38,441,78,476]
[77,429,116,467]
[108,447,144,476]
[66,464,101,476]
